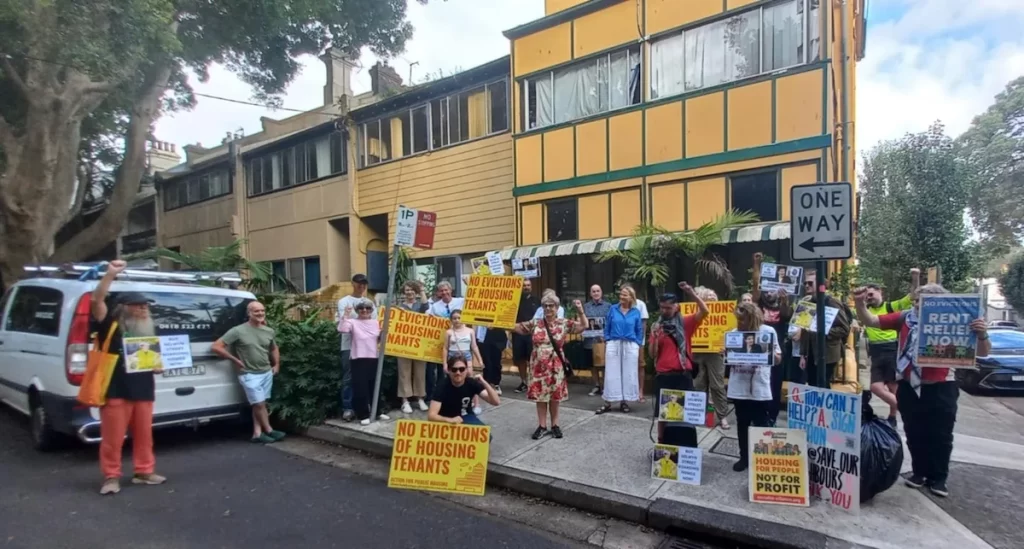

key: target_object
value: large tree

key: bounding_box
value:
[857,123,982,296]
[958,76,1024,251]
[0,0,424,289]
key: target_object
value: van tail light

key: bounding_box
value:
[65,292,93,386]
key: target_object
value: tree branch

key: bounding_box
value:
[0,57,31,99]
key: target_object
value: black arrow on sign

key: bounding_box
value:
[800,237,845,252]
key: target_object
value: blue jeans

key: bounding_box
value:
[340,349,353,413]
[424,363,444,402]
[460,414,492,441]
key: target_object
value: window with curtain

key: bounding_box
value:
[763,0,804,71]
[651,32,684,99]
[245,130,347,197]
[808,0,821,62]
[165,168,231,211]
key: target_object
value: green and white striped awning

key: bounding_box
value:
[495,221,790,260]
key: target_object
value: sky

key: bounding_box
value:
[154,0,1024,165]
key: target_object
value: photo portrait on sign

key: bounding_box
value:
[651,445,679,481]
[583,316,605,339]
[123,336,163,373]
[513,257,540,278]
[759,262,803,295]
[725,331,772,365]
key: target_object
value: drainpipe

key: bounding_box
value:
[839,0,851,184]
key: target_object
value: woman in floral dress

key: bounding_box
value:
[513,293,587,440]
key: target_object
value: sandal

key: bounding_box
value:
[620,402,631,413]
[595,403,613,415]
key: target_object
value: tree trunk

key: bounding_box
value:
[49,64,173,264]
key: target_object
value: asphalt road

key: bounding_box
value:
[0,409,581,549]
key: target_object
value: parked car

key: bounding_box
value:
[988,320,1021,330]
[0,265,254,450]
[956,328,1024,393]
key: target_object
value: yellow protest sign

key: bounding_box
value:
[461,275,522,329]
[388,419,490,496]
[749,427,810,507]
[681,301,736,353]
[384,309,449,363]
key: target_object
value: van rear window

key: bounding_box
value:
[108,291,253,343]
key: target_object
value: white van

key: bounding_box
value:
[0,265,254,450]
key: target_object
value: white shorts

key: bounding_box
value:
[239,371,273,405]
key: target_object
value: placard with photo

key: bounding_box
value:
[725,331,773,366]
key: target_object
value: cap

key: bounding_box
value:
[117,292,153,305]
[658,293,678,304]
[351,273,368,284]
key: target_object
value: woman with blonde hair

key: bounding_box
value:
[596,286,644,414]
[726,302,782,472]
[691,286,732,429]
[513,292,587,439]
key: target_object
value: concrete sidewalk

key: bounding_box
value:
[304,376,1024,549]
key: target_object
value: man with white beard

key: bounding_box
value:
[90,259,167,495]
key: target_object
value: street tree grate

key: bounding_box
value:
[710,436,741,458]
[658,536,712,549]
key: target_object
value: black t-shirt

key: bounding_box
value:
[92,316,156,402]
[516,294,540,323]
[431,377,484,418]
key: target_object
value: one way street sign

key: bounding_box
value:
[790,182,853,262]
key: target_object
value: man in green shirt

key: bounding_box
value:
[212,301,284,443]
[863,268,919,427]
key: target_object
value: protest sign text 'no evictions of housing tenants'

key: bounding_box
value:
[681,301,737,353]
[749,428,810,507]
[461,275,523,329]
[383,309,450,364]
[916,294,982,368]
[787,384,861,512]
[389,420,490,496]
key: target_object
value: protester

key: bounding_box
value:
[649,283,708,441]
[621,283,650,402]
[727,303,783,472]
[335,273,376,422]
[427,356,501,426]
[89,260,166,495]
[513,294,587,440]
[212,301,285,444]
[513,279,541,393]
[596,287,644,414]
[426,281,464,400]
[477,324,507,396]
[751,253,794,425]
[396,281,430,414]
[338,299,390,426]
[863,269,920,427]
[798,271,851,388]
[533,289,565,319]
[690,286,731,429]
[853,283,988,498]
[584,285,612,396]
[738,293,754,306]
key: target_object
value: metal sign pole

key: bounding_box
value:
[815,260,828,388]
[370,244,401,422]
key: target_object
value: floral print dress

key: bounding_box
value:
[525,318,578,402]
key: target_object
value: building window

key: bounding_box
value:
[730,171,778,222]
[650,0,811,100]
[270,256,321,293]
[358,78,509,167]
[546,199,578,243]
[162,167,231,211]
[523,45,641,130]
[247,130,346,197]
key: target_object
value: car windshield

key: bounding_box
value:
[987,330,1024,352]
[108,291,252,343]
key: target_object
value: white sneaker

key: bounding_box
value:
[360,419,371,426]
[494,386,503,396]
[417,399,429,411]
[473,406,482,415]
[378,414,391,421]
[401,401,413,414]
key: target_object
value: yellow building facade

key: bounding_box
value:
[498,0,865,297]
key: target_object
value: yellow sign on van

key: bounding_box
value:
[388,419,490,496]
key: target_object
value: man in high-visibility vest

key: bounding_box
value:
[863,268,920,427]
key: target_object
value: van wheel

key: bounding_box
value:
[30,401,62,452]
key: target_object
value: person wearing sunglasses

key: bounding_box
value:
[338,299,390,426]
[427,356,500,426]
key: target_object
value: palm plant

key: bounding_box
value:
[127,239,293,294]
[597,211,759,299]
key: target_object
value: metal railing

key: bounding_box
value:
[23,263,243,286]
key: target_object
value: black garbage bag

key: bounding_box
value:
[860,391,904,502]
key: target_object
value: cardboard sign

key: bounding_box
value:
[759,262,803,295]
[725,331,773,366]
[916,294,982,368]
[384,308,450,364]
[123,335,193,373]
[512,257,540,279]
[651,444,702,485]
[461,275,523,329]
[749,428,810,507]
[388,420,490,496]
[657,389,706,425]
[486,252,505,276]
[582,316,605,339]
[788,384,861,512]
[791,301,838,333]
[681,301,737,353]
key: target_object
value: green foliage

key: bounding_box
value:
[127,239,292,294]
[858,123,983,297]
[958,76,1024,250]
[999,254,1024,313]
[597,211,759,300]
[827,263,859,302]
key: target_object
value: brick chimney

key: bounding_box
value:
[370,62,403,96]
[321,49,357,109]
[146,140,181,174]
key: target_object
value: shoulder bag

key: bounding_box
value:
[543,319,574,378]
